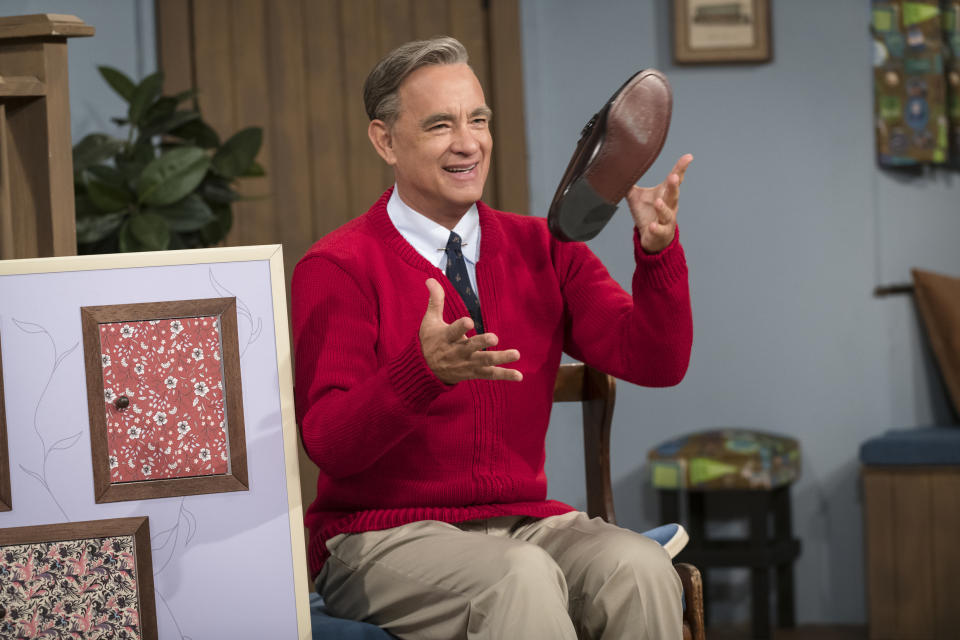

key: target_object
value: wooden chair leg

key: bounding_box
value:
[675,563,706,640]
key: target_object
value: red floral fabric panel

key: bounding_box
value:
[100,316,229,482]
[0,535,142,639]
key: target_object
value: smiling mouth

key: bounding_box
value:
[444,163,478,173]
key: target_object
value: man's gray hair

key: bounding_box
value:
[363,36,469,124]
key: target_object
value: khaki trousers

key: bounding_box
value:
[316,511,683,639]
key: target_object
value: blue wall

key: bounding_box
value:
[526,0,960,625]
[11,0,959,626]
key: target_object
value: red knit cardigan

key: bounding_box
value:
[291,188,692,579]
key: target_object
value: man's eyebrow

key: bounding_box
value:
[419,107,493,129]
[420,112,454,129]
[470,106,493,120]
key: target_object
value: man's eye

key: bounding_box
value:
[472,118,488,125]
[429,123,450,131]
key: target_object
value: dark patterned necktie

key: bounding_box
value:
[444,231,483,334]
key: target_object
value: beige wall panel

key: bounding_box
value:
[411,0,449,40]
[375,0,414,189]
[192,0,236,136]
[229,0,275,248]
[341,0,392,216]
[264,0,314,287]
[155,0,194,96]
[488,0,529,214]
[303,0,351,239]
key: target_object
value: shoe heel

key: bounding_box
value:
[552,177,618,242]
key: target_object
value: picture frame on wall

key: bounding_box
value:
[0,332,9,511]
[80,297,248,503]
[0,245,310,638]
[0,516,157,639]
[673,0,772,64]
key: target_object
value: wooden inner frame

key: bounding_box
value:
[0,331,10,510]
[81,297,248,503]
[0,516,158,640]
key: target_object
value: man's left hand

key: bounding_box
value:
[626,154,693,254]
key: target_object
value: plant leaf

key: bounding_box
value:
[76,211,127,244]
[200,204,233,245]
[147,194,215,232]
[72,134,124,177]
[170,119,220,149]
[172,88,197,104]
[137,146,211,207]
[139,110,201,140]
[98,66,136,102]
[241,161,265,177]
[200,178,240,204]
[84,165,126,189]
[85,175,133,213]
[128,71,165,128]
[128,212,171,251]
[212,127,263,178]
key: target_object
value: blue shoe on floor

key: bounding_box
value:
[642,522,689,558]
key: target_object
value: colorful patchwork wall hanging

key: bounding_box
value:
[872,0,950,166]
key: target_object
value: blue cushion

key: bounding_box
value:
[859,425,960,466]
[311,593,395,639]
[310,523,688,638]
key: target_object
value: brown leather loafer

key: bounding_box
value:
[548,69,672,242]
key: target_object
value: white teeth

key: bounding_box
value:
[445,164,476,173]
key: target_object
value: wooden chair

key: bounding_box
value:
[554,362,706,640]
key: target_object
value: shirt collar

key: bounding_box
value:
[387,186,480,268]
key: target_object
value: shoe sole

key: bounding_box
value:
[549,69,672,242]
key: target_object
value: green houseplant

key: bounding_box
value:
[73,66,264,253]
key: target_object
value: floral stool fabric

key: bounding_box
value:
[648,428,801,490]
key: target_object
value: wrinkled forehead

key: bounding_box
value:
[396,63,487,119]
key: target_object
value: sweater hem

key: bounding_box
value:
[308,500,575,580]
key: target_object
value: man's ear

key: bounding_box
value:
[368,119,396,165]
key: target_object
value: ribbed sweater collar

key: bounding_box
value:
[366,187,506,273]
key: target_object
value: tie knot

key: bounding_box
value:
[447,232,462,248]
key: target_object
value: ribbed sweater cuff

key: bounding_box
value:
[633,227,687,290]
[388,335,453,412]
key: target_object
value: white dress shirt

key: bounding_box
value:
[386,186,481,295]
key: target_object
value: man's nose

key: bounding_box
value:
[450,122,480,154]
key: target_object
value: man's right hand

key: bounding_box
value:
[419,278,522,384]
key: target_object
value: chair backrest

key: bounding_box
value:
[552,363,617,524]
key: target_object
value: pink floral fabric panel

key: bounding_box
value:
[0,535,143,639]
[100,316,229,483]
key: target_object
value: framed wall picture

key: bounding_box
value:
[673,0,772,64]
[0,332,9,511]
[0,517,157,639]
[81,297,248,503]
[0,245,310,639]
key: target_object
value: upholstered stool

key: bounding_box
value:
[649,428,802,639]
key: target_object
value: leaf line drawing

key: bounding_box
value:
[209,268,262,358]
[12,317,81,521]
[151,497,198,640]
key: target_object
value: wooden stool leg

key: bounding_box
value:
[750,492,771,639]
[773,485,796,627]
[659,489,680,524]
[687,491,709,626]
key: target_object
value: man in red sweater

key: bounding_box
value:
[293,36,693,639]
